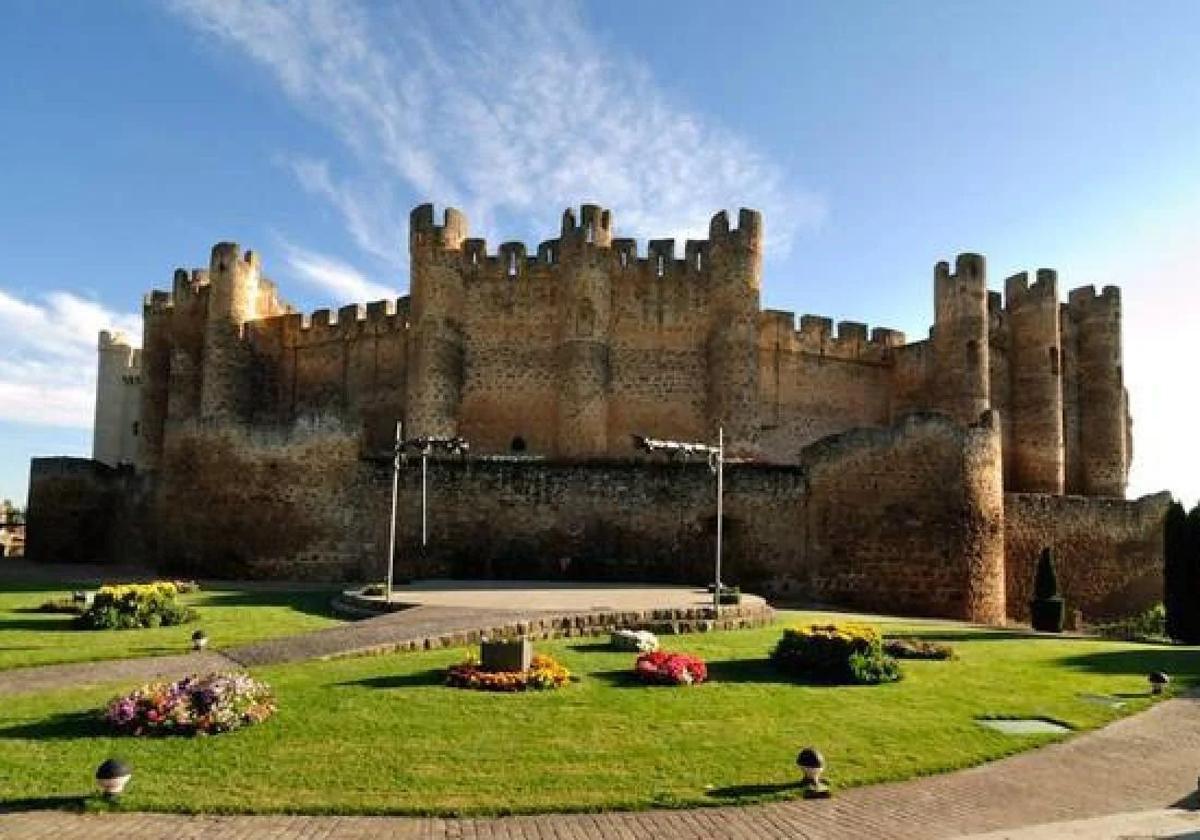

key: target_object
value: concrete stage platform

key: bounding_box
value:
[379,580,768,612]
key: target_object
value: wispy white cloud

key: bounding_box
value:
[171,0,820,260]
[0,288,140,428]
[280,240,399,305]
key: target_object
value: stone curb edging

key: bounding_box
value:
[324,593,775,660]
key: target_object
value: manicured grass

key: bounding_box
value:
[0,611,1195,815]
[0,583,343,671]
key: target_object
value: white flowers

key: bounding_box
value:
[611,629,659,653]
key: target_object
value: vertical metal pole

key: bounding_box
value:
[421,447,429,548]
[715,425,724,615]
[386,420,401,602]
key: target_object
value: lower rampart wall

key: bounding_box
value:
[23,416,1166,626]
[1004,491,1170,621]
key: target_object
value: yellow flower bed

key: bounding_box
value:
[446,653,571,692]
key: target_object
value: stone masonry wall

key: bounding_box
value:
[1004,491,1170,621]
[25,458,131,564]
[795,411,1006,623]
[124,412,1005,623]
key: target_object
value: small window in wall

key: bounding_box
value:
[656,255,665,277]
[1048,347,1060,376]
[510,436,527,453]
[131,421,140,437]
[507,251,518,277]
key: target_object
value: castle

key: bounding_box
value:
[27,204,1166,625]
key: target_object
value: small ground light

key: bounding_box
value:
[192,629,208,651]
[96,758,132,796]
[1149,672,1170,695]
[796,747,830,799]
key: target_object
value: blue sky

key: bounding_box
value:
[1,0,1198,505]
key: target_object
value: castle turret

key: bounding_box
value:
[94,330,141,467]
[1004,269,1064,493]
[137,288,172,470]
[706,209,763,452]
[406,204,467,439]
[1065,285,1127,496]
[555,205,614,456]
[932,254,990,424]
[198,243,260,424]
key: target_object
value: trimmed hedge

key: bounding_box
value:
[770,623,901,684]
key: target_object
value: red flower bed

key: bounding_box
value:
[634,650,708,685]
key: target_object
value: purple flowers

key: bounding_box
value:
[104,672,275,736]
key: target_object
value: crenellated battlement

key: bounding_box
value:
[1067,284,1121,314]
[250,296,412,348]
[1004,268,1060,309]
[759,309,906,362]
[413,205,757,283]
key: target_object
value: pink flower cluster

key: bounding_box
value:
[105,672,275,736]
[634,650,708,685]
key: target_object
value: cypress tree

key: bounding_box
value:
[1033,547,1060,600]
[1030,547,1065,632]
[1164,501,1191,642]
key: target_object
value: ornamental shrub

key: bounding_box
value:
[446,654,570,692]
[1164,502,1200,644]
[105,672,275,736]
[771,623,901,684]
[634,650,708,685]
[76,582,198,630]
[1095,604,1169,643]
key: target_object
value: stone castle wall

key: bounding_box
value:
[37,202,1159,624]
[1004,491,1170,621]
[122,203,1130,497]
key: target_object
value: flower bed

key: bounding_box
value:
[105,672,276,736]
[77,582,198,630]
[634,650,708,685]
[771,623,901,684]
[446,654,570,692]
[611,629,659,652]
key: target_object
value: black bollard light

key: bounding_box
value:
[96,758,132,796]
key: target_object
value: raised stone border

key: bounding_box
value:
[329,590,774,660]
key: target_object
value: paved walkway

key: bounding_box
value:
[1,692,1197,838]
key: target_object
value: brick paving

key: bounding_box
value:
[1,692,1197,838]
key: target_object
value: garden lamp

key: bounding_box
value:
[192,629,208,652]
[95,758,132,796]
[1149,671,1170,695]
[796,747,830,798]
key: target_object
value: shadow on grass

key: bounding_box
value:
[0,795,92,813]
[1057,648,1200,681]
[0,615,77,631]
[565,640,614,653]
[590,658,807,688]
[706,780,804,800]
[0,710,108,741]
[336,669,447,690]
[188,589,342,621]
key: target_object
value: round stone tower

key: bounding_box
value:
[199,243,260,424]
[932,254,990,425]
[555,205,614,456]
[1004,269,1065,493]
[706,208,763,453]
[406,204,467,440]
[1068,285,1127,497]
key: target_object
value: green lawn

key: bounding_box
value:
[0,583,343,671]
[0,611,1195,815]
